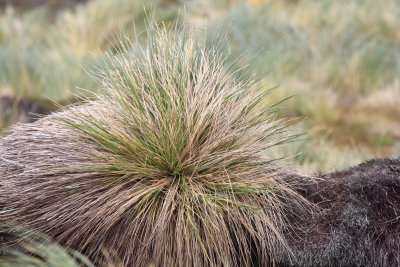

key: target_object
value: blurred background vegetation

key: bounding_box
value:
[0,0,399,173]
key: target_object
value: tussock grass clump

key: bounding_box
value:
[0,24,307,266]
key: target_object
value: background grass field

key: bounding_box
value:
[0,0,399,173]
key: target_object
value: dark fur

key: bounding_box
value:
[281,158,400,267]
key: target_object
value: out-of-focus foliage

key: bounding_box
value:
[0,0,178,100]
[0,0,399,172]
[189,0,400,172]
[0,225,94,267]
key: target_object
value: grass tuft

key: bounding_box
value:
[0,22,308,266]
